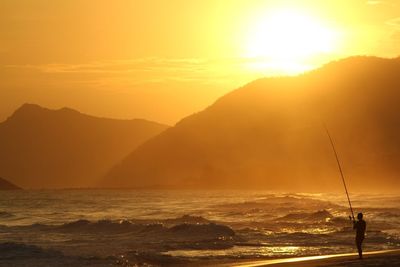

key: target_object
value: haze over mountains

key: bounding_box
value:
[0,104,168,188]
[103,57,400,192]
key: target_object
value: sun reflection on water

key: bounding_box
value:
[163,245,309,258]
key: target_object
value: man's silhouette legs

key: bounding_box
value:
[356,237,364,259]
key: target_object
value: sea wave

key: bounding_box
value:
[0,211,14,218]
[274,210,334,222]
[163,214,212,225]
[2,217,236,241]
[1,191,400,265]
[168,223,235,237]
[215,195,343,211]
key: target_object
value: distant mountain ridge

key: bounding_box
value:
[0,177,21,190]
[0,104,168,188]
[103,56,400,192]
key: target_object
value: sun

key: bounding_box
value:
[245,9,338,74]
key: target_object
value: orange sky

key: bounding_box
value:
[1,0,399,124]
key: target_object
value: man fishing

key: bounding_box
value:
[353,213,366,259]
[325,126,366,259]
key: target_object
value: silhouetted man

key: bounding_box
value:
[353,212,366,259]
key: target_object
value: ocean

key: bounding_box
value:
[0,190,399,266]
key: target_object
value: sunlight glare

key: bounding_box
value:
[245,9,338,74]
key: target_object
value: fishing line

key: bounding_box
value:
[324,124,355,220]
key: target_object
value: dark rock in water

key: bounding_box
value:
[168,223,235,238]
[0,177,21,190]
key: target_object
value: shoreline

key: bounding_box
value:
[219,249,400,267]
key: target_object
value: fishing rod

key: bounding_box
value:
[324,125,355,221]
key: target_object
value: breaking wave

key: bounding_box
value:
[1,191,400,265]
[275,210,334,222]
[3,216,236,241]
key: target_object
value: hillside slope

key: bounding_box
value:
[103,57,400,191]
[0,177,21,190]
[0,104,168,188]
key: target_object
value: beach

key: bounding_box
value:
[227,249,400,267]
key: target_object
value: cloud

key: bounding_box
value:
[3,57,278,87]
[3,56,327,93]
[6,58,205,74]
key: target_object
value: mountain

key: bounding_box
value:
[0,177,21,190]
[0,104,168,188]
[103,57,400,192]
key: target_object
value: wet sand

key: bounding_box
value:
[226,249,400,267]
